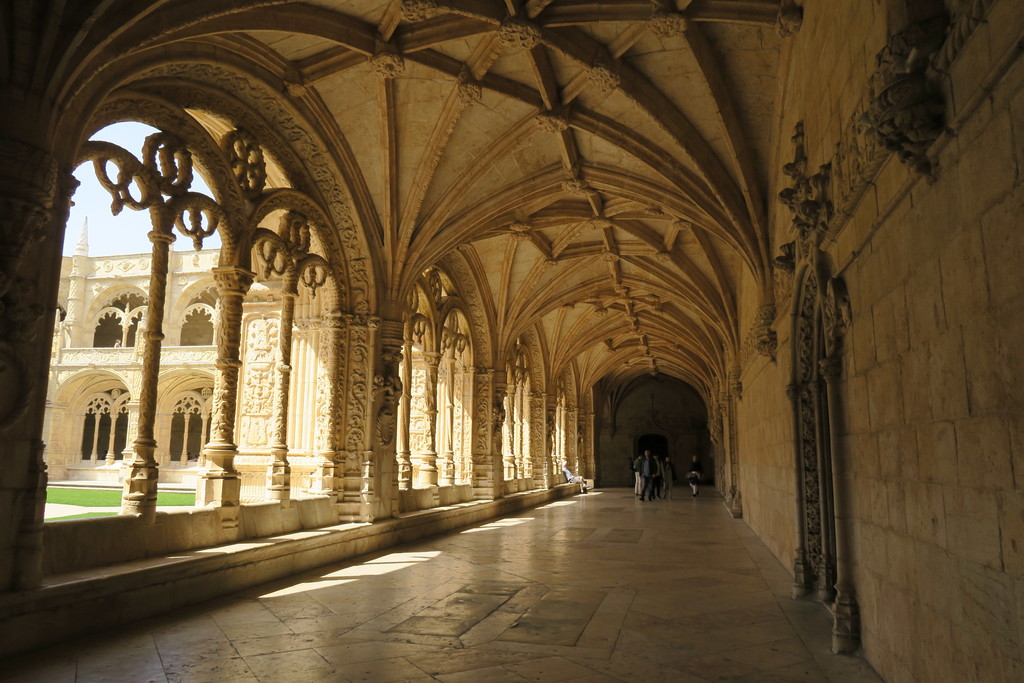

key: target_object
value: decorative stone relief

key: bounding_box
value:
[402,0,442,21]
[864,17,948,175]
[497,18,541,50]
[535,111,569,133]
[776,0,803,37]
[823,276,852,357]
[647,10,688,38]
[587,57,620,94]
[778,122,833,246]
[932,0,995,72]
[221,129,267,198]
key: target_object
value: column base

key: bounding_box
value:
[266,458,291,501]
[832,586,860,654]
[307,459,337,500]
[122,459,159,523]
[792,549,813,598]
[196,470,241,530]
[725,488,743,518]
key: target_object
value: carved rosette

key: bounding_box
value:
[865,17,948,175]
[456,73,482,107]
[371,47,406,79]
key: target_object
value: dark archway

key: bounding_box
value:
[593,375,711,488]
[636,433,669,458]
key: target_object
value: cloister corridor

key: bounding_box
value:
[1,490,881,683]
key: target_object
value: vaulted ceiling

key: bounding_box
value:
[13,0,788,400]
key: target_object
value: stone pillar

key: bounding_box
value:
[724,369,743,518]
[417,351,440,487]
[396,333,413,490]
[121,226,174,522]
[0,139,76,592]
[531,393,548,488]
[439,342,456,487]
[820,355,860,654]
[197,266,254,529]
[787,382,813,598]
[266,285,296,500]
[309,312,344,499]
[370,318,402,519]
[470,368,497,499]
[493,377,509,496]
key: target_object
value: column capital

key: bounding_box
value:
[212,266,255,295]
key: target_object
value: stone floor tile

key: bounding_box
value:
[242,648,334,681]
[0,490,883,683]
[435,663,532,682]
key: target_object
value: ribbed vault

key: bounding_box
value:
[30,0,785,404]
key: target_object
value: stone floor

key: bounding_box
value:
[0,489,883,682]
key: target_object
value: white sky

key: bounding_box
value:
[65,121,222,257]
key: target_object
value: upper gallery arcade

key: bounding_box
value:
[1,1,1022,681]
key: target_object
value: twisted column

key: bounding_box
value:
[266,285,296,500]
[198,266,254,528]
[395,331,413,490]
[417,351,440,487]
[121,227,174,521]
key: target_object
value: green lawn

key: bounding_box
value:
[46,488,195,507]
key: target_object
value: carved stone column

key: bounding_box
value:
[820,355,860,653]
[309,312,344,499]
[266,285,296,500]
[502,384,516,483]
[396,332,413,490]
[0,139,76,592]
[531,393,548,488]
[119,400,141,462]
[121,226,174,522]
[371,318,403,519]
[438,341,456,487]
[197,266,254,529]
[724,368,743,518]
[417,351,440,487]
[492,376,508,497]
[787,382,812,598]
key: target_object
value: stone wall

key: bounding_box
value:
[737,0,1024,679]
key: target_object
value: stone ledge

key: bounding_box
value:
[0,485,577,658]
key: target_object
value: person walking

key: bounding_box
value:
[687,455,703,497]
[637,450,656,501]
[631,454,642,498]
[661,454,676,499]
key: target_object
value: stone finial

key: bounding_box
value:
[75,217,90,256]
[497,18,542,50]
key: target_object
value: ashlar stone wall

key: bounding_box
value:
[737,0,1024,680]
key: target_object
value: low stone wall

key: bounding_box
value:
[0,484,579,657]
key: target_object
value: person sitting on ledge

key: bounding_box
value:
[561,464,588,493]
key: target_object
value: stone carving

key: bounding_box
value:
[864,17,948,175]
[345,320,370,455]
[647,10,688,38]
[587,57,620,94]
[456,72,482,106]
[823,276,852,357]
[778,123,833,244]
[402,0,441,21]
[932,0,995,73]
[371,44,406,79]
[221,129,267,198]
[750,304,777,361]
[535,111,569,133]
[497,18,541,50]
[776,0,803,37]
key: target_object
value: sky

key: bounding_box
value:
[64,121,222,256]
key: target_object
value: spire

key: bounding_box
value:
[75,217,89,256]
